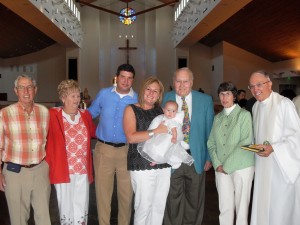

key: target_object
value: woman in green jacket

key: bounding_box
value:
[207,82,254,225]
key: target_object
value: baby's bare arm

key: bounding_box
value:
[171,127,177,143]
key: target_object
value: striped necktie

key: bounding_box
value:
[182,96,190,143]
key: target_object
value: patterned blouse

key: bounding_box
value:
[63,112,88,175]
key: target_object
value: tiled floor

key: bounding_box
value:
[0,170,219,225]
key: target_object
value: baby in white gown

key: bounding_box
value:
[138,100,194,169]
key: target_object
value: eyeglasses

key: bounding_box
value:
[248,81,270,90]
[219,92,233,97]
[16,85,35,91]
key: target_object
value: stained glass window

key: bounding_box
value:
[119,7,136,25]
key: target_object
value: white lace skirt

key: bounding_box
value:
[138,133,194,169]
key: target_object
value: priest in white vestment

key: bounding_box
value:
[248,71,300,225]
[293,95,300,117]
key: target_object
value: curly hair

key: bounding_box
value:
[57,79,81,100]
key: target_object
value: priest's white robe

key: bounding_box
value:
[293,95,300,117]
[250,92,300,225]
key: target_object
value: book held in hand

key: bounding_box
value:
[241,144,264,153]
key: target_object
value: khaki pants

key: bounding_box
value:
[93,141,133,225]
[3,160,51,225]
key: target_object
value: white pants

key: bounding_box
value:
[130,168,171,225]
[215,167,254,225]
[54,174,89,225]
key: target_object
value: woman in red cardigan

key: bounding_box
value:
[45,79,95,225]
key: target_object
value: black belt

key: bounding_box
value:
[186,149,191,155]
[22,159,44,168]
[98,139,126,148]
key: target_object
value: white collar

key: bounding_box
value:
[176,92,192,101]
[224,104,236,115]
[62,110,80,124]
[111,86,135,97]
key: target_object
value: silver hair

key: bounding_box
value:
[251,70,271,81]
[14,75,37,88]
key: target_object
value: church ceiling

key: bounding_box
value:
[0,3,55,59]
[199,0,300,62]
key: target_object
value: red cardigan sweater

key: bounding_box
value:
[45,107,96,184]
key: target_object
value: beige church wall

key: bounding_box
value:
[271,77,300,96]
[184,41,299,103]
[0,61,31,102]
[155,7,176,91]
[176,47,189,61]
[189,43,215,98]
[210,42,224,102]
[223,41,271,98]
[0,44,66,103]
[272,57,300,72]
[174,47,190,90]
[152,46,190,91]
[66,48,79,81]
[143,11,156,82]
[78,3,101,98]
[77,0,175,99]
[174,43,223,102]
[36,45,66,103]
[223,42,300,96]
[272,58,300,95]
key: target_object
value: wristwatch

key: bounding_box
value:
[148,130,154,138]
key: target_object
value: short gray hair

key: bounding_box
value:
[14,75,37,88]
[251,70,271,81]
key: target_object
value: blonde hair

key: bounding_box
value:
[138,76,164,108]
[57,79,81,100]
